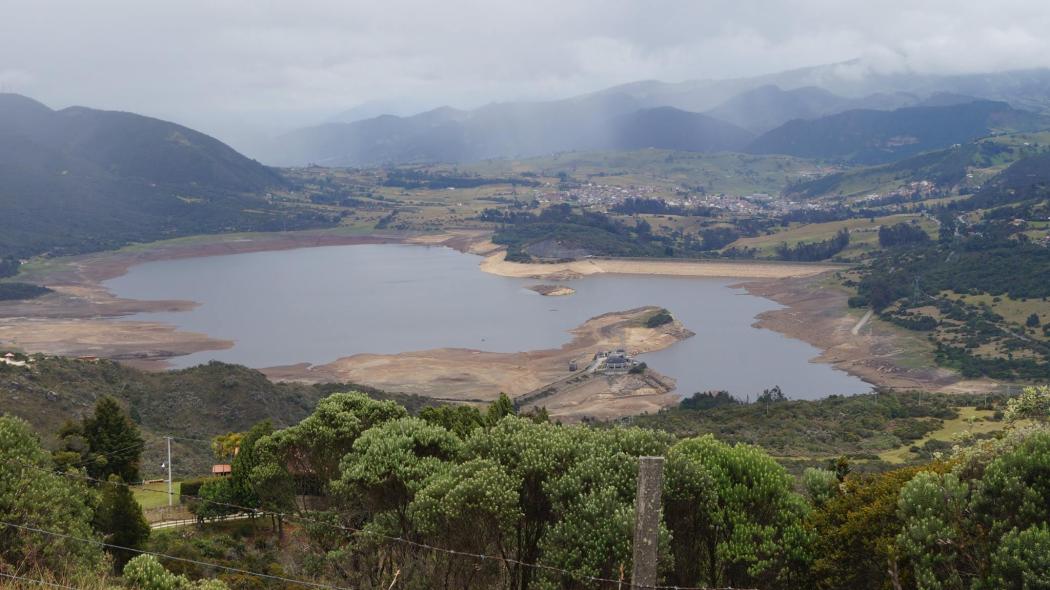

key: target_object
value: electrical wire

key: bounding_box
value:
[9,458,755,590]
[0,520,352,590]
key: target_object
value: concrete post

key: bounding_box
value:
[631,456,665,589]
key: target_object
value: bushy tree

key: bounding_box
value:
[486,393,516,426]
[0,415,106,578]
[122,554,228,590]
[419,404,486,438]
[663,434,813,589]
[896,471,972,590]
[251,393,406,511]
[335,417,463,528]
[228,420,272,510]
[1004,385,1050,423]
[800,468,839,508]
[810,465,940,590]
[980,525,1050,590]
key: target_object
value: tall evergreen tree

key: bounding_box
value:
[82,396,145,483]
[92,474,150,572]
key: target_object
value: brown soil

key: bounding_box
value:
[261,306,693,419]
[742,274,999,394]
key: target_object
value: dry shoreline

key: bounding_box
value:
[0,227,990,414]
[479,250,842,280]
[742,275,999,395]
[262,306,694,420]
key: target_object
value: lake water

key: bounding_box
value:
[103,244,870,399]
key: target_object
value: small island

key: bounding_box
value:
[526,284,576,297]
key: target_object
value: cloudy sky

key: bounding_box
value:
[4,0,1050,145]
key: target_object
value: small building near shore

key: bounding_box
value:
[211,464,232,477]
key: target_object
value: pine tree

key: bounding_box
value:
[93,474,150,572]
[82,396,145,483]
[486,392,516,426]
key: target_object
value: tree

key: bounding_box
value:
[1004,385,1050,423]
[896,471,971,590]
[810,465,940,590]
[419,405,486,439]
[663,434,813,589]
[123,554,229,590]
[335,417,463,529]
[251,392,407,512]
[971,430,1050,539]
[210,432,243,462]
[801,468,839,508]
[1026,312,1041,328]
[408,459,522,589]
[0,415,106,579]
[81,396,145,483]
[486,393,516,426]
[93,474,150,571]
[229,420,272,510]
[980,525,1050,590]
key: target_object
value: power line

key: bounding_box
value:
[0,572,81,589]
[9,459,751,590]
[0,520,352,590]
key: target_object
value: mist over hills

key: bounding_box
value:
[260,64,1050,167]
[0,94,323,259]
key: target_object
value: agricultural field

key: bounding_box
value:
[725,213,937,260]
[461,150,832,197]
[132,481,181,510]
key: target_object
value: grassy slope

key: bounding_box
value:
[0,357,434,479]
[725,213,937,260]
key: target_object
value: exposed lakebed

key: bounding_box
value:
[103,243,870,399]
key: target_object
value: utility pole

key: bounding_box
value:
[631,456,665,589]
[165,437,173,508]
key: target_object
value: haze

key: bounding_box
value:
[5,0,1050,149]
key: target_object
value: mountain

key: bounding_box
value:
[266,95,751,166]
[968,150,1050,210]
[703,85,947,133]
[590,63,1050,116]
[262,62,1050,167]
[746,100,1046,164]
[0,94,319,259]
[609,107,753,151]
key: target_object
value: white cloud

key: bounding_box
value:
[4,0,1050,144]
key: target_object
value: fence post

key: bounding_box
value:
[631,456,664,589]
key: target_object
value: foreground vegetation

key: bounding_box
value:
[3,385,1049,589]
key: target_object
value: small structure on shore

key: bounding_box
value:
[211,464,232,477]
[593,349,636,372]
[569,360,578,371]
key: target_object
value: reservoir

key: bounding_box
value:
[103,243,870,400]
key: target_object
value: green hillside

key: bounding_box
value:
[0,94,333,259]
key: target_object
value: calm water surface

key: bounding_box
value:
[104,244,870,399]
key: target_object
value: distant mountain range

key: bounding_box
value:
[746,100,1045,164]
[260,64,1050,167]
[0,94,320,259]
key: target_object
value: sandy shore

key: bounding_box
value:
[262,306,692,420]
[479,251,843,280]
